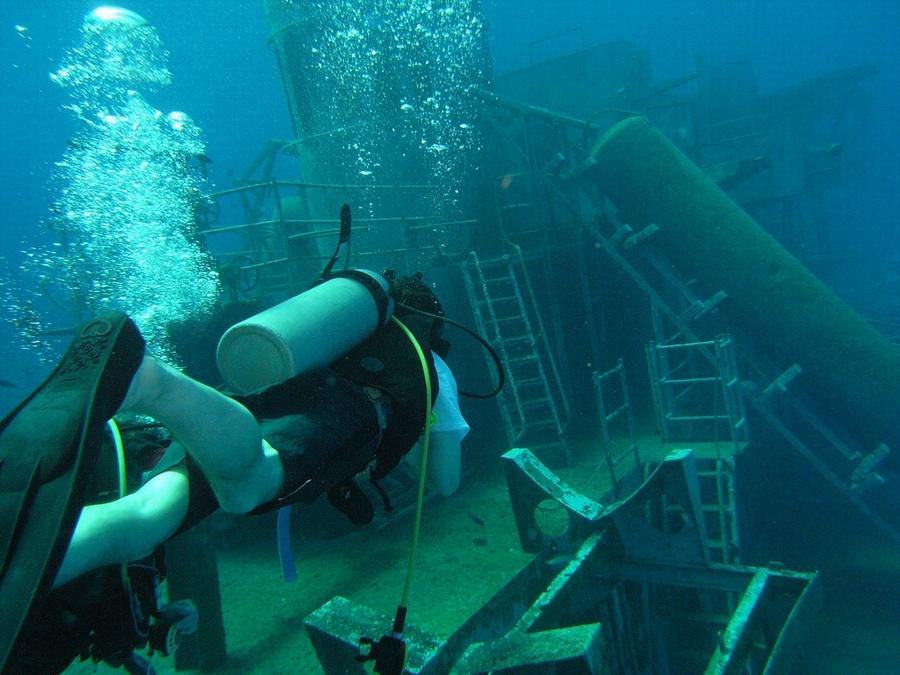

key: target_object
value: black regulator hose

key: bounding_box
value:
[395,302,505,399]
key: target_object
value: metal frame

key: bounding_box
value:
[593,358,641,498]
[578,193,898,542]
[198,151,471,305]
[646,337,750,451]
[460,247,572,463]
[303,449,819,674]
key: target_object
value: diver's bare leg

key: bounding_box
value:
[119,356,283,513]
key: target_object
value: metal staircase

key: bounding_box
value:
[645,334,749,565]
[574,187,898,542]
[461,247,571,463]
[468,83,899,539]
[695,457,741,564]
[646,336,750,450]
[592,358,641,498]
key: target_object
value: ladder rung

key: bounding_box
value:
[492,309,524,319]
[515,377,545,387]
[481,266,514,281]
[850,472,885,493]
[484,276,515,292]
[661,376,720,385]
[509,355,538,364]
[523,397,552,407]
[524,418,558,429]
[504,226,542,236]
[477,256,509,266]
[604,402,628,422]
[665,414,731,422]
[612,448,638,465]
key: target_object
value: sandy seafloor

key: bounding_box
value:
[64,435,900,675]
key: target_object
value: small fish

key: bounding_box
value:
[472,537,488,547]
[0,379,17,389]
[467,513,485,527]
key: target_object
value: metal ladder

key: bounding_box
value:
[461,247,571,463]
[646,337,750,451]
[576,192,898,541]
[643,270,749,566]
[593,359,641,498]
[695,456,741,564]
[645,336,746,564]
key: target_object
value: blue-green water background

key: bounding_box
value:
[1,1,898,416]
[1,3,899,672]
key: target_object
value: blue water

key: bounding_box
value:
[1,2,899,671]
[2,0,898,410]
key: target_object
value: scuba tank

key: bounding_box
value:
[216,269,394,394]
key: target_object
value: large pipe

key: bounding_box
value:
[588,116,900,452]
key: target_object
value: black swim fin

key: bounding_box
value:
[0,312,145,671]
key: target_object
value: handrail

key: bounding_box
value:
[208,179,439,200]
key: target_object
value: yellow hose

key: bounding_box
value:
[390,316,432,611]
[106,418,131,589]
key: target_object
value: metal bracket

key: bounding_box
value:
[303,449,819,674]
[623,222,660,249]
[502,447,709,567]
[762,363,803,399]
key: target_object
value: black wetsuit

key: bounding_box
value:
[11,315,438,673]
[179,317,438,529]
[8,445,168,675]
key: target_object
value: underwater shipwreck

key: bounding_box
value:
[58,2,896,674]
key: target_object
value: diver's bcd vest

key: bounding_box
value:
[331,314,439,480]
[236,313,440,517]
[219,267,442,514]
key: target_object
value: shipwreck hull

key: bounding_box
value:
[587,116,900,453]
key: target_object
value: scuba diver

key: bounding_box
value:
[0,266,483,674]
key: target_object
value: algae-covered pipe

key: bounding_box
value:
[588,116,900,453]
